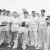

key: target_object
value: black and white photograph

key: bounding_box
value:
[0,0,50,50]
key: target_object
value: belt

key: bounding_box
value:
[0,25,6,26]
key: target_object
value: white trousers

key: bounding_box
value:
[28,24,38,46]
[13,33,18,49]
[38,25,47,49]
[11,24,19,48]
[4,25,11,44]
[0,26,6,45]
[47,26,50,50]
[19,26,29,48]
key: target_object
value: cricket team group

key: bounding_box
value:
[0,8,50,50]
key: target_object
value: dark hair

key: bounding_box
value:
[24,12,28,14]
[6,11,10,13]
[3,9,6,11]
[32,11,35,12]
[47,16,50,18]
[41,9,45,12]
[0,9,2,12]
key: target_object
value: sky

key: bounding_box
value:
[0,0,50,15]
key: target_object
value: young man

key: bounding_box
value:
[0,9,10,49]
[4,11,12,47]
[37,9,48,50]
[19,10,30,49]
[11,11,20,49]
[0,9,5,50]
[28,11,39,47]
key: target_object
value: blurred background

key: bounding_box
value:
[0,0,50,15]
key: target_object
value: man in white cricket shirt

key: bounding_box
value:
[11,11,20,49]
[0,9,5,49]
[0,9,7,45]
[19,10,30,49]
[37,9,48,50]
[28,11,39,47]
[4,11,12,46]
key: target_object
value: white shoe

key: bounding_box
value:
[22,46,26,50]
[7,45,11,47]
[36,47,41,49]
[13,46,17,49]
[23,47,26,50]
[13,47,17,49]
